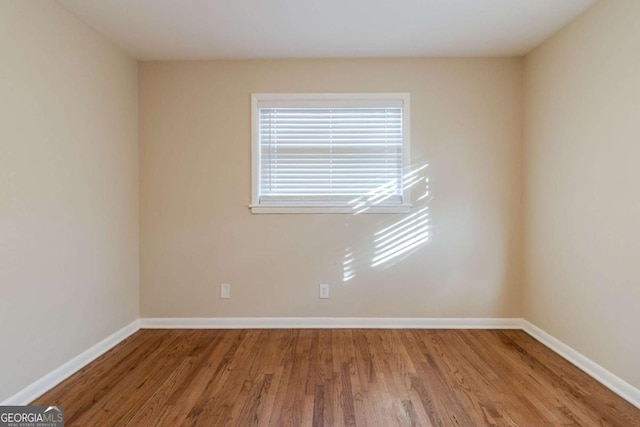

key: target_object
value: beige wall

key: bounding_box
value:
[524,0,640,389]
[139,58,523,318]
[0,2,139,401]
[2,0,637,405]
[1,0,636,406]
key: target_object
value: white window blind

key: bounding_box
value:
[251,94,410,213]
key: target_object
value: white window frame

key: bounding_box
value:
[250,93,411,214]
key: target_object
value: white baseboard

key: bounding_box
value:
[1,320,141,406]
[139,317,522,329]
[522,320,640,410]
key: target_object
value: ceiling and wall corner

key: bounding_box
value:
[56,0,596,60]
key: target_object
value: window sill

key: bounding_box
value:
[249,204,413,214]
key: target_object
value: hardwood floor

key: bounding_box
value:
[33,329,640,426]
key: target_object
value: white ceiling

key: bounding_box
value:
[57,0,597,60]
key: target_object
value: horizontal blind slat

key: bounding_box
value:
[259,105,404,206]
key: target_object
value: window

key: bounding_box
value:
[251,93,411,214]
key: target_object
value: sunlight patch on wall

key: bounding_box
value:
[371,163,431,267]
[371,206,431,267]
[348,163,429,215]
[342,248,356,282]
[339,162,432,274]
[349,180,399,215]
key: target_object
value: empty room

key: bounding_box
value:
[1,0,639,425]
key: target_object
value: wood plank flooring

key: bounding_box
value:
[33,329,640,426]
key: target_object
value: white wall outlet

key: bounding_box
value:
[319,283,329,299]
[220,283,231,299]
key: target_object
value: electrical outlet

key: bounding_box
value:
[220,283,231,299]
[319,283,329,299]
